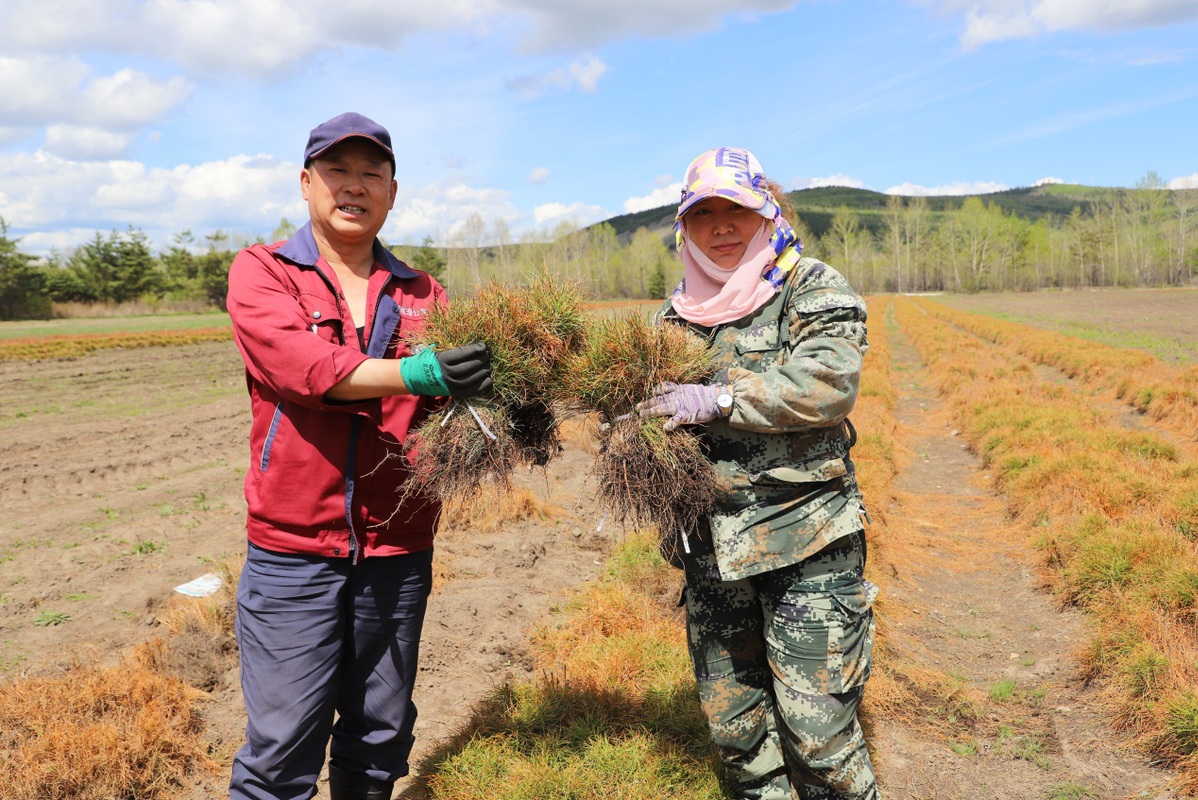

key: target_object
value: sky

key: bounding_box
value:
[2,0,1197,257]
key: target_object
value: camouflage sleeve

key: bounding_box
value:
[727,267,867,433]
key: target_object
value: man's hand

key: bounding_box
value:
[436,342,492,397]
[400,343,492,398]
[636,382,730,432]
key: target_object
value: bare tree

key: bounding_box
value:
[901,196,929,291]
[454,213,487,288]
[626,228,668,298]
[883,195,905,292]
[491,217,515,279]
[1172,186,1198,285]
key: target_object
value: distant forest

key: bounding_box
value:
[1,171,1195,320]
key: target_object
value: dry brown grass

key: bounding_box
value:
[530,579,691,694]
[895,295,1198,792]
[423,529,717,800]
[153,557,242,692]
[920,298,1198,444]
[0,328,233,361]
[440,485,569,534]
[0,641,215,800]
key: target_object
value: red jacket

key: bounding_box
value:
[226,222,444,561]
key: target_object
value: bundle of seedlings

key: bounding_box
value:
[400,274,587,504]
[559,311,718,552]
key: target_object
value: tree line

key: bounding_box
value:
[1,174,1195,321]
[815,173,1197,295]
[0,215,677,321]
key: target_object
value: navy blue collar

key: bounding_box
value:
[276,221,420,279]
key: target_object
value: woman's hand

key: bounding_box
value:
[636,382,731,432]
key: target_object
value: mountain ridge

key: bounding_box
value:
[600,183,1109,243]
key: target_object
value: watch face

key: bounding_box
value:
[717,392,733,410]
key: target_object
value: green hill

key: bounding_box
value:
[602,184,1107,244]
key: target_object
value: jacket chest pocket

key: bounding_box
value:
[297,293,342,344]
[733,324,787,372]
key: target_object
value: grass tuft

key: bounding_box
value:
[559,312,717,549]
[400,274,588,503]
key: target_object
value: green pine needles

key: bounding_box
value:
[400,282,719,550]
[399,273,587,503]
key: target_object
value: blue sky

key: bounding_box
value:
[2,0,1197,256]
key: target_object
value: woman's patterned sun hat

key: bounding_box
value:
[676,147,779,221]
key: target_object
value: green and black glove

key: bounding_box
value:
[400,342,492,398]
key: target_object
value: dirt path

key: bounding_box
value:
[871,321,1179,799]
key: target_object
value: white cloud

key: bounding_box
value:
[0,151,302,253]
[529,167,550,184]
[884,180,1010,196]
[1033,176,1065,186]
[43,125,134,160]
[388,182,522,246]
[0,145,607,254]
[1,1,494,78]
[510,56,610,99]
[1169,173,1198,189]
[1122,47,1195,65]
[19,228,116,257]
[532,201,609,229]
[804,174,866,190]
[921,0,1198,49]
[565,56,608,93]
[623,181,683,214]
[78,69,191,127]
[508,0,799,51]
[4,2,803,77]
[0,56,190,144]
[0,56,90,124]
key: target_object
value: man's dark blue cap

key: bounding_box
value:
[303,112,395,172]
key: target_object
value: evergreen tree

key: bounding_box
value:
[68,227,159,303]
[197,230,234,310]
[0,218,50,320]
[160,230,198,292]
[647,260,668,300]
[411,236,447,281]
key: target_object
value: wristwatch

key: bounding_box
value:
[716,387,734,416]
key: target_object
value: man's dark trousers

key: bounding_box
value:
[229,543,433,800]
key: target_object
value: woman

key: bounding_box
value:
[637,147,878,800]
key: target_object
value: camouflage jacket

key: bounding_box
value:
[660,254,869,581]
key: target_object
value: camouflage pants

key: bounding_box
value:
[683,532,878,800]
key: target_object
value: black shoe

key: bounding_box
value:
[327,763,395,800]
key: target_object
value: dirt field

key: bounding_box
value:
[0,341,620,798]
[935,287,1198,365]
[1,287,1194,798]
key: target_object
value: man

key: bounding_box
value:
[225,112,490,800]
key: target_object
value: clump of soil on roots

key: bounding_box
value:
[561,311,718,553]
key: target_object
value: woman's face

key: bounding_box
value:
[683,197,768,269]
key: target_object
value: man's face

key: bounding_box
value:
[301,138,397,251]
[683,197,768,269]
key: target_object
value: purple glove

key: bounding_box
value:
[636,383,730,432]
